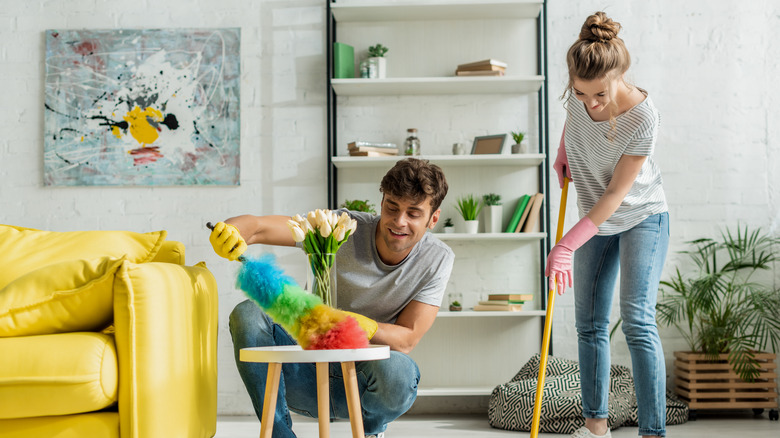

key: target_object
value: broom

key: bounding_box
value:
[530,176,569,438]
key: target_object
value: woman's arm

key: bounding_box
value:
[585,154,647,226]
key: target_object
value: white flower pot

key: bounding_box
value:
[369,57,386,78]
[444,226,455,234]
[483,205,503,233]
[464,220,479,234]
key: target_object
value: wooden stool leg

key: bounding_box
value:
[341,361,364,438]
[316,362,330,438]
[260,363,282,438]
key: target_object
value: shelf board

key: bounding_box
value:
[417,386,496,396]
[435,232,545,242]
[331,1,543,22]
[436,310,546,317]
[331,76,544,96]
[332,153,545,168]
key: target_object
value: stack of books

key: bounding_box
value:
[348,141,399,157]
[504,193,544,233]
[455,59,507,77]
[473,293,533,311]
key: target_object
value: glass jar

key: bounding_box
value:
[404,128,420,156]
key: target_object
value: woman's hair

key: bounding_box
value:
[380,158,448,213]
[563,12,632,137]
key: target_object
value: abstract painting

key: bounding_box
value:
[44,28,240,186]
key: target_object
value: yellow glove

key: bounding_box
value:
[209,222,247,261]
[344,311,378,340]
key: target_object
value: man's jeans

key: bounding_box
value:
[574,212,670,437]
[229,300,419,437]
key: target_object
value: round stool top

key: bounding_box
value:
[240,344,390,364]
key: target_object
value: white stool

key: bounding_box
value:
[240,345,390,438]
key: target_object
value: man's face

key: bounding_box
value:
[375,193,440,265]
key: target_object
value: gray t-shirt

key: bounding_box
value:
[332,210,454,324]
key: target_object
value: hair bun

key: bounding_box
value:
[580,11,621,43]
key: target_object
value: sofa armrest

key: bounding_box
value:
[113,260,218,438]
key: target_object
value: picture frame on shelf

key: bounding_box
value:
[471,134,506,155]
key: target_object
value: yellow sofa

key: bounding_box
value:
[0,225,218,438]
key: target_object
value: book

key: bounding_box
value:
[473,303,523,311]
[349,150,398,157]
[478,299,525,305]
[455,70,505,76]
[349,146,399,154]
[333,42,354,79]
[348,141,397,149]
[521,193,545,233]
[457,59,508,70]
[504,195,531,233]
[488,293,534,302]
[513,193,537,232]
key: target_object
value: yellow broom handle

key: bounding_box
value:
[530,177,569,438]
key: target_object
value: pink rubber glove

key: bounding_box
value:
[545,217,599,294]
[553,126,572,189]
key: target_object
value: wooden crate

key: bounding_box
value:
[674,351,778,410]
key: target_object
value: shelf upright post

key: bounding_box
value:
[536,0,552,355]
[326,0,338,209]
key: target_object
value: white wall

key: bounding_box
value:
[0,0,777,415]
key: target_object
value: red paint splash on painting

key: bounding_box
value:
[129,146,164,165]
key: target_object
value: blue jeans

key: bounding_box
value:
[574,213,670,437]
[229,300,420,437]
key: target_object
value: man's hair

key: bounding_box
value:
[380,158,448,212]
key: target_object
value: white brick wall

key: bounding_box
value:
[0,0,777,415]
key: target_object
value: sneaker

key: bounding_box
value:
[365,434,384,438]
[570,426,611,438]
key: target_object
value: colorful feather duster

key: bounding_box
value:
[235,253,369,350]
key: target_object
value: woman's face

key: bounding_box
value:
[572,75,622,116]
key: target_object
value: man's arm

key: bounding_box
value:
[370,300,439,354]
[224,214,297,247]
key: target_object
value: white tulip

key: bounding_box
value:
[315,209,329,229]
[336,212,351,228]
[286,220,306,242]
[348,219,357,235]
[329,211,339,228]
[307,211,318,229]
[332,224,347,242]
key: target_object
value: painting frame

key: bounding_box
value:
[471,134,507,155]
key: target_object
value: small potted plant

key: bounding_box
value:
[455,194,483,234]
[449,300,462,312]
[482,193,502,233]
[443,217,455,233]
[367,43,388,78]
[340,199,376,214]
[510,131,527,154]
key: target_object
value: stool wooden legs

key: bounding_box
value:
[258,361,364,438]
[260,363,282,438]
[316,362,330,438]
[341,361,364,438]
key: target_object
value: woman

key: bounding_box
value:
[546,12,670,438]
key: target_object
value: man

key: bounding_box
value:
[209,158,454,438]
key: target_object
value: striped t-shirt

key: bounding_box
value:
[564,92,668,235]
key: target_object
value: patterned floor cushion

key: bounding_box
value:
[488,354,688,434]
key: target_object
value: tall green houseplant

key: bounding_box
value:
[656,225,780,382]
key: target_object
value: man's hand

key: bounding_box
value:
[209,221,247,261]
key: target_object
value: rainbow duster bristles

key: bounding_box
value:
[236,253,369,350]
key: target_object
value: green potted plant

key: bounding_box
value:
[455,194,483,234]
[340,199,376,214]
[367,43,388,78]
[510,130,527,154]
[656,225,780,415]
[443,217,455,234]
[482,193,503,233]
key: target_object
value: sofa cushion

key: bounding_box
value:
[0,225,167,289]
[0,257,124,337]
[0,332,118,419]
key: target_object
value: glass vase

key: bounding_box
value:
[307,253,337,308]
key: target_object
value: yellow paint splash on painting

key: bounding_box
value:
[112,126,122,139]
[123,106,163,145]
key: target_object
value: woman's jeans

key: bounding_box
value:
[574,212,669,437]
[229,299,420,438]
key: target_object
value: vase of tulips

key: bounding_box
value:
[287,209,357,308]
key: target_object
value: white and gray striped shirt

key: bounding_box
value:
[564,92,668,235]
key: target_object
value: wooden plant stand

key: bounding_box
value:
[674,351,779,420]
